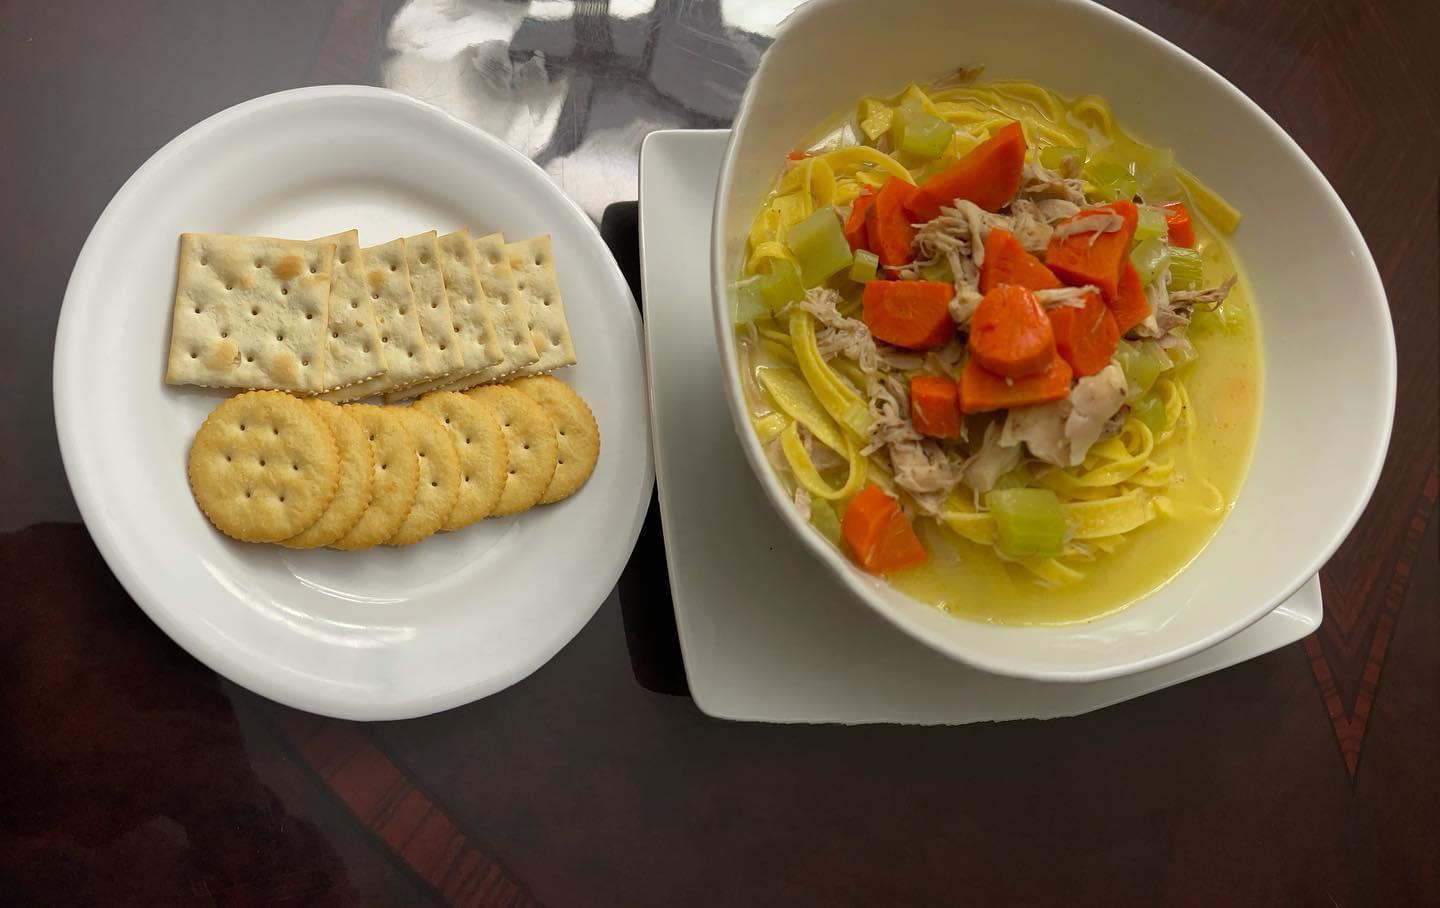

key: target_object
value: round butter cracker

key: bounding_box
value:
[331,405,419,550]
[188,390,340,542]
[283,400,374,549]
[465,385,557,517]
[414,391,507,530]
[509,375,599,504]
[385,408,461,546]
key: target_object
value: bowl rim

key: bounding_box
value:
[709,0,1396,682]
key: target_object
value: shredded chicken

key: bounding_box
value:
[1000,399,1069,466]
[914,199,1009,276]
[963,422,1022,494]
[928,338,969,380]
[888,439,967,515]
[875,344,926,372]
[1131,274,1168,337]
[792,485,812,522]
[1063,364,1127,466]
[863,375,921,456]
[860,375,966,514]
[1155,302,1191,335]
[799,422,848,472]
[948,288,982,327]
[1018,160,1088,207]
[1136,274,1238,340]
[1034,286,1098,309]
[1051,210,1124,245]
[1170,275,1237,309]
[1033,197,1083,223]
[999,364,1127,467]
[1156,333,1196,361]
[1006,198,1055,254]
[797,288,878,374]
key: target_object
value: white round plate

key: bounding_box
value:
[54,86,652,720]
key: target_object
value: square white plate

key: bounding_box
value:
[639,128,1321,724]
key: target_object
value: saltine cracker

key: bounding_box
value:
[321,238,434,401]
[166,233,334,392]
[311,230,387,392]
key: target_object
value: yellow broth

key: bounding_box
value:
[737,79,1262,625]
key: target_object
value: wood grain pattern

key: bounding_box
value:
[0,0,1436,905]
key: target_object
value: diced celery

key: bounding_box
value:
[986,488,1066,558]
[992,467,1031,491]
[1192,301,1248,337]
[1167,246,1205,291]
[1127,144,1176,193]
[759,259,805,311]
[1115,339,1170,401]
[1131,393,1167,433]
[1129,237,1170,286]
[1164,340,1200,369]
[733,275,768,324]
[917,257,953,284]
[1134,206,1169,243]
[1090,140,1177,198]
[786,207,853,287]
[849,249,880,283]
[893,100,953,159]
[1038,145,1086,173]
[1083,160,1139,202]
[810,498,844,547]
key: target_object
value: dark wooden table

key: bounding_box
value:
[3,1,1437,905]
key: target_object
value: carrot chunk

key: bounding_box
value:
[979,229,1061,293]
[907,121,1027,221]
[844,188,876,252]
[1044,200,1139,300]
[842,485,929,574]
[958,354,1073,413]
[1107,261,1151,335]
[868,177,919,267]
[1048,290,1120,377]
[910,375,962,438]
[1162,201,1196,248]
[968,284,1056,378]
[862,280,955,350]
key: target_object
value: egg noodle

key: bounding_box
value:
[737,78,1237,588]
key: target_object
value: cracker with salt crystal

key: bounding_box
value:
[386,230,519,401]
[320,238,434,401]
[165,233,334,392]
[403,230,466,381]
[506,235,577,377]
[312,230,386,392]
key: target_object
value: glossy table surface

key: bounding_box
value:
[2,1,1437,904]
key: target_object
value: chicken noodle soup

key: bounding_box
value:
[734,72,1261,625]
